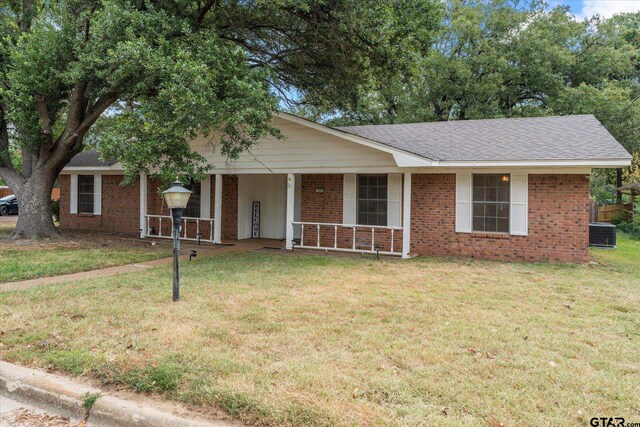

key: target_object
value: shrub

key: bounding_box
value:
[616,220,640,237]
[51,199,60,221]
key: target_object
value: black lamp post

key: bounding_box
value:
[162,181,192,302]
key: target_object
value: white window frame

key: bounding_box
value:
[70,174,101,215]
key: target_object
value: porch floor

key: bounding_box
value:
[170,238,286,256]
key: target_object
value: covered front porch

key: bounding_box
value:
[139,173,413,257]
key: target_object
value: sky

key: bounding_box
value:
[547,0,640,19]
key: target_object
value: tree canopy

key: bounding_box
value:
[0,0,440,237]
[302,0,639,200]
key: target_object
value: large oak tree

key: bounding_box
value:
[0,0,440,238]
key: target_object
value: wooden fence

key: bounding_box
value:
[594,203,633,223]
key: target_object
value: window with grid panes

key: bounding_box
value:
[472,174,510,233]
[357,175,387,226]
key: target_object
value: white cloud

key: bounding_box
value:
[580,0,640,19]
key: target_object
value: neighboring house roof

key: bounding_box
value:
[336,114,631,163]
[66,151,117,167]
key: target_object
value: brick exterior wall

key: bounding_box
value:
[60,172,590,262]
[221,175,238,241]
[59,174,140,235]
[410,174,589,263]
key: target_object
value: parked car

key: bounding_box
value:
[0,195,18,216]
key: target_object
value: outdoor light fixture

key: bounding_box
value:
[501,175,510,182]
[316,188,324,194]
[162,180,192,302]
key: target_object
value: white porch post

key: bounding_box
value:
[213,173,223,244]
[402,173,411,258]
[286,173,295,250]
[139,173,147,238]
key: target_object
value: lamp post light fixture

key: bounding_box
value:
[162,180,192,302]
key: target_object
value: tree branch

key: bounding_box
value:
[34,94,53,142]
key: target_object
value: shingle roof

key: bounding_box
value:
[336,114,631,162]
[67,114,631,168]
[67,151,117,167]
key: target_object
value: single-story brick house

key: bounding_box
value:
[59,113,631,262]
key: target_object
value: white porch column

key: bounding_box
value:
[213,173,223,244]
[402,173,411,259]
[286,173,295,250]
[139,173,147,238]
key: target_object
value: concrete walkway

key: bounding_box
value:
[0,257,173,292]
[0,238,286,292]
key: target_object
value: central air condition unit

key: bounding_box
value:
[589,223,616,248]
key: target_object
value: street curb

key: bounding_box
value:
[0,360,234,426]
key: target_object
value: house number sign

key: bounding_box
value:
[251,201,260,238]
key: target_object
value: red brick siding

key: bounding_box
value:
[410,174,589,262]
[221,175,238,241]
[59,174,140,235]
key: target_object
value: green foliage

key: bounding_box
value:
[51,199,60,221]
[82,392,100,410]
[44,349,97,375]
[0,0,442,185]
[615,221,640,238]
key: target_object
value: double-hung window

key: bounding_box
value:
[472,174,510,233]
[77,175,95,214]
[357,174,388,226]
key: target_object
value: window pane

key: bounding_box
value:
[485,217,497,232]
[497,203,510,218]
[485,203,496,216]
[473,217,485,231]
[473,187,484,201]
[486,175,498,186]
[497,188,510,202]
[473,203,484,217]
[497,218,509,233]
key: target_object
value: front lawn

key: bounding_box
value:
[1,235,639,426]
[0,229,168,283]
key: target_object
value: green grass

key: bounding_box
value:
[1,234,639,426]
[0,223,167,282]
[0,245,166,283]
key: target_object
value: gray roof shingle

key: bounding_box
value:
[67,151,117,167]
[336,114,631,162]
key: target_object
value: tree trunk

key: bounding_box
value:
[10,171,59,239]
[616,168,623,204]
